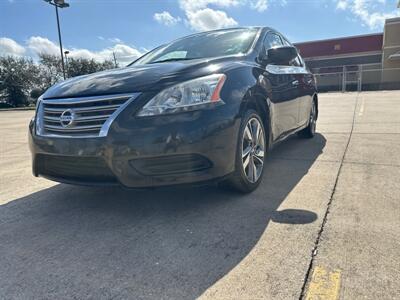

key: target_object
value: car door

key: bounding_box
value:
[296,54,315,127]
[262,32,300,140]
[281,37,313,127]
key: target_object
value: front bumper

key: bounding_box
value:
[29,105,240,188]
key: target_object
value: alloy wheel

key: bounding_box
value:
[310,102,316,134]
[241,117,265,183]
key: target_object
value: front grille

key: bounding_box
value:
[36,154,117,183]
[38,93,138,137]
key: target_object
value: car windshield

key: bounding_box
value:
[132,28,259,65]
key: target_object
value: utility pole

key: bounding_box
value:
[112,52,118,68]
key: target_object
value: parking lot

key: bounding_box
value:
[0,91,399,299]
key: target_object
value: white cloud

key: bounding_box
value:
[28,36,142,65]
[0,36,142,66]
[186,8,238,31]
[154,11,181,26]
[27,36,60,56]
[179,0,240,31]
[0,37,26,56]
[179,0,240,12]
[62,43,142,65]
[177,0,275,31]
[179,0,274,13]
[108,37,123,43]
[336,0,400,29]
[336,0,348,10]
[97,36,125,44]
[91,44,142,65]
[250,0,268,12]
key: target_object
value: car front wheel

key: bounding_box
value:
[226,110,266,193]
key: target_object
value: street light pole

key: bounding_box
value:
[44,0,70,80]
[54,4,66,79]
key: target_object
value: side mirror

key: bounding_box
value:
[259,46,298,65]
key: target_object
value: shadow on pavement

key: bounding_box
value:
[271,209,318,224]
[0,134,326,299]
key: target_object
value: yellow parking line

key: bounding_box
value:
[305,266,341,300]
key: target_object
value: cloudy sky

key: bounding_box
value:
[1,0,399,65]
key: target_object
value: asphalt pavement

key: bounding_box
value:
[0,91,399,299]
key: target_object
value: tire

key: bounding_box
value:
[226,110,267,193]
[298,100,317,139]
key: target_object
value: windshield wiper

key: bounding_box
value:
[149,57,199,64]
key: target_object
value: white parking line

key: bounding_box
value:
[358,97,365,116]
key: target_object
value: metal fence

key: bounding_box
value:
[312,63,400,92]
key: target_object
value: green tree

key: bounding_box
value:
[38,54,115,90]
[0,56,41,107]
[38,53,64,88]
[66,57,115,78]
[0,54,116,106]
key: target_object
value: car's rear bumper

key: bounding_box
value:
[29,108,240,188]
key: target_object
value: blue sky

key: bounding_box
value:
[1,0,399,64]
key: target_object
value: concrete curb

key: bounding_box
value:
[0,107,36,111]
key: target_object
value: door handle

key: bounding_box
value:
[292,80,299,86]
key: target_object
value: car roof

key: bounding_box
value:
[161,27,276,47]
[191,26,271,35]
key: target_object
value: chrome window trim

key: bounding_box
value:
[36,93,141,139]
[248,28,263,54]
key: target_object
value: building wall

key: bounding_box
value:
[305,54,382,70]
[294,18,400,91]
[383,17,400,69]
[382,17,400,88]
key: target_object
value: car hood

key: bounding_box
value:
[42,57,247,99]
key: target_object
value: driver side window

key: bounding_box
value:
[263,32,291,67]
[156,50,187,62]
[264,32,283,49]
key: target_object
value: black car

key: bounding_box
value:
[29,27,318,193]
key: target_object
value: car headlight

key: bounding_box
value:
[35,96,44,135]
[137,74,226,116]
